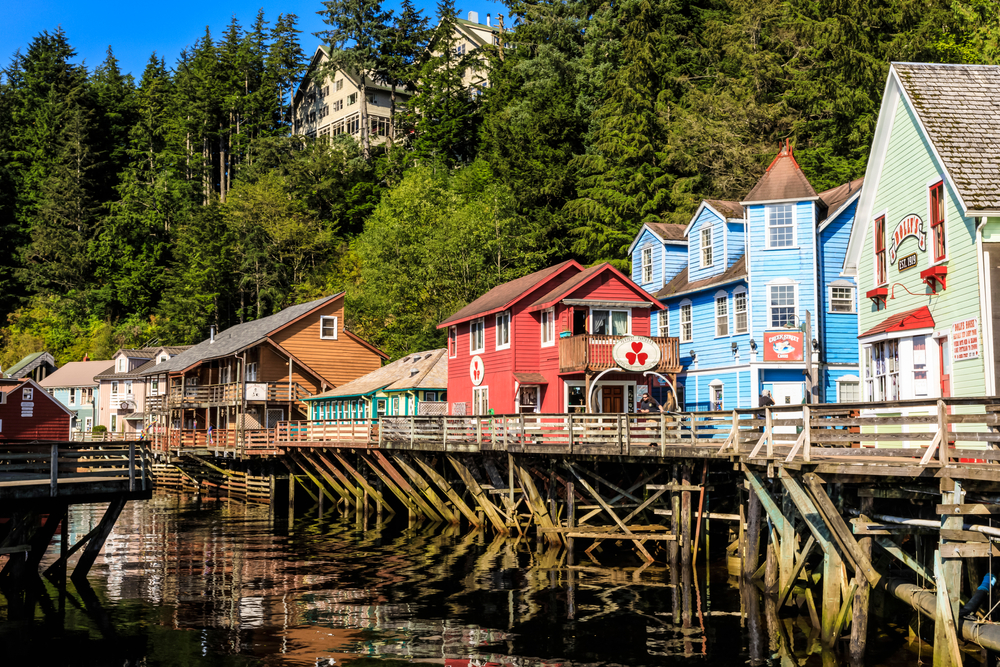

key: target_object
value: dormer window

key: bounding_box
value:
[116,357,127,373]
[767,204,795,248]
[701,227,713,267]
[320,316,338,340]
[641,246,653,282]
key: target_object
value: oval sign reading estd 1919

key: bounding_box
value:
[612,336,661,372]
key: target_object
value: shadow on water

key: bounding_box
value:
[0,494,924,666]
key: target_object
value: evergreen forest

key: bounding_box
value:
[1,0,998,365]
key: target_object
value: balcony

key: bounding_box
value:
[558,334,681,374]
[166,382,314,407]
[110,393,136,410]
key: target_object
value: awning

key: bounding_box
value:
[513,372,548,384]
[123,412,146,421]
[858,306,935,339]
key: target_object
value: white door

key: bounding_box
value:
[769,382,804,435]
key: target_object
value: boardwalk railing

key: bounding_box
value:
[0,442,153,497]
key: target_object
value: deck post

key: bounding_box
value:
[681,464,692,565]
[935,477,964,666]
[765,408,773,457]
[660,410,666,457]
[410,415,415,449]
[50,443,59,497]
[669,464,680,560]
[129,441,136,491]
[938,399,949,466]
[568,414,574,454]
[743,482,761,579]
[850,495,874,664]
[566,480,576,562]
[476,416,482,449]
[802,405,811,463]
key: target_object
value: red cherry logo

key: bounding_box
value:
[631,342,643,353]
[637,353,648,365]
[626,352,637,364]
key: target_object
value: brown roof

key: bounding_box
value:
[94,358,158,381]
[704,200,745,219]
[438,260,580,327]
[646,222,688,241]
[513,372,548,384]
[819,178,864,224]
[38,360,114,388]
[655,256,748,299]
[119,347,159,359]
[308,349,447,399]
[742,142,818,204]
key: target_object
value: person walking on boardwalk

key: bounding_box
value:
[759,390,775,407]
[637,391,661,441]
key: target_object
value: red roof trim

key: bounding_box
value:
[858,306,935,339]
[527,263,667,312]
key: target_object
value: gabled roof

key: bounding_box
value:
[741,141,819,205]
[627,222,687,255]
[118,348,158,360]
[38,360,114,388]
[683,200,745,237]
[818,178,864,229]
[438,260,581,328]
[95,358,158,381]
[858,305,935,339]
[3,351,56,379]
[306,349,447,400]
[0,377,75,417]
[655,256,748,300]
[141,294,362,376]
[893,62,1000,214]
[527,262,665,312]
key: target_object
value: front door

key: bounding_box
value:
[767,382,804,435]
[601,385,624,413]
[938,337,952,398]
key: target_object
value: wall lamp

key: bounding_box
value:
[689,350,697,363]
[749,339,758,353]
[731,341,739,356]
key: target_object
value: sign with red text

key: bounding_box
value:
[888,214,927,263]
[612,336,661,371]
[953,318,980,361]
[763,331,804,361]
[469,355,485,386]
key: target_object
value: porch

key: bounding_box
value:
[558,334,681,373]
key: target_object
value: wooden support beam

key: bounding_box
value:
[933,550,964,667]
[412,455,480,526]
[1,506,65,582]
[280,459,318,503]
[515,455,561,546]
[874,536,934,581]
[936,504,1000,515]
[939,542,1000,558]
[776,534,817,610]
[566,462,641,503]
[393,455,458,524]
[623,487,667,524]
[312,451,363,501]
[72,497,126,582]
[833,579,859,639]
[289,451,339,506]
[803,473,881,588]
[850,495,874,664]
[328,452,393,515]
[372,451,444,522]
[447,455,508,534]
[563,462,651,561]
[743,467,792,540]
[360,453,425,519]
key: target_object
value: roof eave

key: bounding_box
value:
[656,274,748,301]
[739,196,821,206]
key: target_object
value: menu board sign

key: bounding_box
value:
[953,318,980,361]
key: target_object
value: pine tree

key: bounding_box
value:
[89,47,136,204]
[379,0,430,145]
[315,0,391,160]
[267,14,306,130]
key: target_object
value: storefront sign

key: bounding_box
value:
[245,383,267,400]
[763,331,804,361]
[470,355,485,386]
[897,252,918,272]
[888,214,926,263]
[612,336,661,371]
[953,318,980,361]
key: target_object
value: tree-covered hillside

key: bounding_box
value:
[0,0,996,365]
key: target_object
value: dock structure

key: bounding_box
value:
[0,441,153,589]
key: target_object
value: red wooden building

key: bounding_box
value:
[438,261,682,415]
[0,378,73,441]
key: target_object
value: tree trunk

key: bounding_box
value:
[360,74,370,160]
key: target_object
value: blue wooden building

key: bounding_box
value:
[629,143,863,410]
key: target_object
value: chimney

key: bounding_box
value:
[468,10,479,23]
[486,13,491,26]
[210,325,216,344]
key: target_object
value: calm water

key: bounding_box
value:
[0,494,924,666]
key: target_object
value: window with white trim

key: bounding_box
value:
[496,311,511,350]
[913,335,928,396]
[116,357,127,373]
[768,284,796,328]
[320,316,338,339]
[23,387,33,401]
[864,341,899,401]
[657,310,669,338]
[710,382,723,411]
[930,181,946,262]
[245,362,258,382]
[641,246,653,283]
[591,309,630,336]
[829,284,855,313]
[734,290,748,334]
[767,204,795,248]
[448,326,458,358]
[541,308,555,347]
[472,386,489,415]
[470,319,485,353]
[715,294,729,336]
[874,215,887,285]
[111,415,118,432]
[701,227,713,267]
[837,378,861,402]
[680,302,692,342]
[68,388,77,406]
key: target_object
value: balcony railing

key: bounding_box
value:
[558,334,681,373]
[166,382,313,406]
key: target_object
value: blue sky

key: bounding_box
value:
[2,0,508,77]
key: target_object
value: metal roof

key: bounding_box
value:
[306,349,447,400]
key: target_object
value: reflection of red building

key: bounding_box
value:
[438,261,681,415]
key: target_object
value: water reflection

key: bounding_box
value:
[0,494,914,666]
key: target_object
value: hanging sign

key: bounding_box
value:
[469,355,485,386]
[762,331,804,361]
[953,318,980,361]
[611,336,661,371]
[888,214,927,263]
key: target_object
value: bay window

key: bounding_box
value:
[864,340,899,401]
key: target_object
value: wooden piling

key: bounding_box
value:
[850,495,873,664]
[681,464,692,566]
[743,483,761,580]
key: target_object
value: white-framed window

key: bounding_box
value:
[734,289,748,334]
[320,316,338,340]
[766,204,795,248]
[829,282,856,313]
[68,388,77,406]
[541,308,555,347]
[837,376,861,402]
[347,92,357,106]
[701,227,713,267]
[246,362,258,382]
[864,341,899,401]
[715,293,729,337]
[710,381,723,411]
[472,386,489,415]
[470,318,485,353]
[151,379,159,395]
[448,326,458,358]
[124,380,132,396]
[116,357,127,373]
[591,309,630,336]
[83,387,93,404]
[221,365,232,384]
[111,381,119,396]
[111,414,118,432]
[496,310,511,350]
[657,310,669,338]
[84,417,93,432]
[641,246,653,283]
[22,387,33,401]
[768,282,797,328]
[930,180,947,263]
[913,335,929,396]
[680,301,693,342]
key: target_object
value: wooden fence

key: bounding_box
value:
[0,442,153,498]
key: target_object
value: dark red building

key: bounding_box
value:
[438,261,681,415]
[0,378,73,441]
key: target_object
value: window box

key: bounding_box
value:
[866,287,888,310]
[920,265,948,294]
